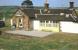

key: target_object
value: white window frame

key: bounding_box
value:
[40,20,58,27]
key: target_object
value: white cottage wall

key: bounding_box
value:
[33,20,40,30]
[60,21,78,33]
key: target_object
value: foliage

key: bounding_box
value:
[0,6,17,19]
[0,6,17,28]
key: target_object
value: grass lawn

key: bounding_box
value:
[0,32,78,50]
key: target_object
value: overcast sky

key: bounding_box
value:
[0,0,78,7]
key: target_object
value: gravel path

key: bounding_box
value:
[6,30,53,38]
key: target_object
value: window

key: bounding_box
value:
[48,23,52,27]
[60,13,64,15]
[19,18,23,27]
[66,14,69,18]
[46,21,49,27]
[16,10,23,16]
[52,21,58,27]
[46,21,52,27]
[40,21,45,27]
[40,20,59,27]
[19,18,21,22]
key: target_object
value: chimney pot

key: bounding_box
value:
[69,2,74,8]
[44,0,49,12]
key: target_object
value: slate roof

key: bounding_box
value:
[21,8,35,18]
[35,15,74,21]
[0,6,78,22]
[34,8,78,22]
[40,9,72,14]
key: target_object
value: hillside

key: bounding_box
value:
[0,6,18,19]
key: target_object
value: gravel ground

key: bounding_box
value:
[5,30,53,38]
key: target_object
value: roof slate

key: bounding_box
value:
[21,8,35,17]
[36,15,74,21]
[0,6,78,22]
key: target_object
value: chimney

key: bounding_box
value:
[69,1,74,8]
[44,0,49,12]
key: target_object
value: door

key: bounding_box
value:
[18,18,23,29]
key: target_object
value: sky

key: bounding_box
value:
[0,0,78,7]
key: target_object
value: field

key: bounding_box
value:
[0,32,78,50]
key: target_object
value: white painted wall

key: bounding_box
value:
[33,20,40,30]
[10,19,13,26]
[60,21,78,33]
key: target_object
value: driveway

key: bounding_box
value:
[6,30,53,38]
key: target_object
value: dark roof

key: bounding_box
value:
[34,8,78,22]
[34,9,41,14]
[0,6,78,22]
[21,8,35,18]
[41,9,72,14]
[21,7,72,14]
[36,15,74,21]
